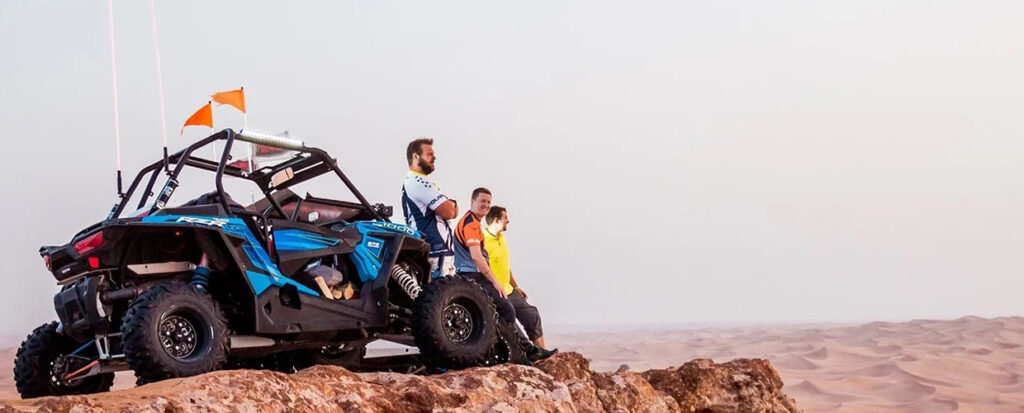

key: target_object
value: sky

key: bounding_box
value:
[0,1,1022,338]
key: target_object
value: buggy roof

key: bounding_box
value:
[111,129,383,222]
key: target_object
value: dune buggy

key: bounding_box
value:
[14,129,514,398]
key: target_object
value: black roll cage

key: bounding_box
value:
[109,128,384,222]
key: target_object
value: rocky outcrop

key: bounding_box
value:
[539,352,799,413]
[642,358,800,413]
[0,352,799,413]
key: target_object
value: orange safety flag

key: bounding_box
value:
[211,87,246,113]
[180,102,213,135]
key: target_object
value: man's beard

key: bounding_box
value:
[418,158,435,175]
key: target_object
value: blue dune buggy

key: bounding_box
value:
[14,129,516,398]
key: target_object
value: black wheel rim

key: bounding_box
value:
[49,354,91,389]
[49,358,66,387]
[442,302,474,343]
[160,314,199,360]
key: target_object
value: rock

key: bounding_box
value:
[642,358,801,413]
[534,352,679,412]
[0,353,799,412]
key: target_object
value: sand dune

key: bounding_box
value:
[774,354,821,371]
[2,316,1023,412]
[547,316,1024,413]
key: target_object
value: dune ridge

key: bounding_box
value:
[548,316,1024,413]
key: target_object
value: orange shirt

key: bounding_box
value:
[453,212,488,273]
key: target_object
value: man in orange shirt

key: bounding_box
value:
[454,188,501,294]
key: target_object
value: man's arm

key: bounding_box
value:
[470,245,506,298]
[434,199,457,220]
[411,180,457,220]
[510,270,526,299]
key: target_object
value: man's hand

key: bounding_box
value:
[469,243,503,298]
[516,288,528,300]
[492,278,507,298]
[509,272,525,299]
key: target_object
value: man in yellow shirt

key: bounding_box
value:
[483,206,550,349]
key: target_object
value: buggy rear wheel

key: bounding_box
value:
[13,321,115,399]
[121,283,228,384]
[412,275,498,370]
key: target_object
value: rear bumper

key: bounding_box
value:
[54,276,111,342]
[42,219,139,283]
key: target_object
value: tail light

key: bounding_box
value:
[73,231,104,255]
[42,254,51,270]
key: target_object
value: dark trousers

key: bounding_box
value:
[459,272,538,354]
[460,272,517,324]
[508,290,543,341]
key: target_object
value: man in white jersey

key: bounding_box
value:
[401,137,458,278]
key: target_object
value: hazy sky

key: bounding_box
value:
[1,1,1022,338]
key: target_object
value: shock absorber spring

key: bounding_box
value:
[190,266,211,290]
[390,264,421,300]
[190,254,211,290]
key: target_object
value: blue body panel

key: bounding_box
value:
[273,229,341,251]
[350,221,418,282]
[139,215,421,295]
[141,215,319,296]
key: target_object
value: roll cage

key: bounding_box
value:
[108,129,388,223]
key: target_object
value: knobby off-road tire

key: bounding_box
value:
[486,319,531,366]
[412,275,498,370]
[14,321,115,398]
[121,283,229,385]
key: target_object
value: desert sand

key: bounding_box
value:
[3,316,1023,412]
[549,316,1024,412]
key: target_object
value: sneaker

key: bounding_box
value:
[528,346,558,362]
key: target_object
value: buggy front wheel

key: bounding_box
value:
[412,275,498,370]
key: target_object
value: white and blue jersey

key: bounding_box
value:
[401,170,454,257]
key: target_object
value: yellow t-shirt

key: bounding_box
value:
[482,227,514,295]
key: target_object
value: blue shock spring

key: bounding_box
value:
[191,266,211,290]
